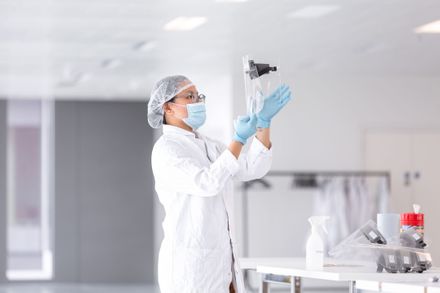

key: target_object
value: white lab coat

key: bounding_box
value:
[151,125,272,293]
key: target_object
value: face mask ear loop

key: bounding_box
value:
[169,102,186,108]
[167,102,188,121]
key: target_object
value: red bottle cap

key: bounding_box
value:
[401,213,424,226]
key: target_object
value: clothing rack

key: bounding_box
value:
[242,170,391,190]
[265,171,390,176]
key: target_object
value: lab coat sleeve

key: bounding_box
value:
[154,140,240,197]
[233,137,272,182]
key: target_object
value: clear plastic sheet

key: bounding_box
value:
[329,220,432,273]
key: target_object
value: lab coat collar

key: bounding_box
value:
[162,124,197,138]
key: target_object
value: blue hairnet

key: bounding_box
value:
[147,75,193,128]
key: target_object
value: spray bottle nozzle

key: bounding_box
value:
[413,204,421,214]
[308,216,330,234]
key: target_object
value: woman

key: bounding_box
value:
[147,75,292,293]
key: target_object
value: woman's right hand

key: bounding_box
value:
[232,114,258,145]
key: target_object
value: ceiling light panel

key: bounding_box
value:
[414,20,440,34]
[288,5,340,19]
[163,17,207,31]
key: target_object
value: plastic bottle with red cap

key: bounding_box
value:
[400,204,424,237]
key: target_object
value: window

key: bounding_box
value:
[6,100,54,280]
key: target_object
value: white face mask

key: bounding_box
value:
[170,102,206,130]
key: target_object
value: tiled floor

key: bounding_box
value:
[0,284,160,293]
[0,283,349,293]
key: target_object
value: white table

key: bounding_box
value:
[239,257,440,293]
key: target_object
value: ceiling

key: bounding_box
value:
[0,0,439,99]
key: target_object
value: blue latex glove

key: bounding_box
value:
[233,114,258,145]
[257,84,292,128]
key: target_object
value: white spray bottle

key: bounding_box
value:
[306,216,330,270]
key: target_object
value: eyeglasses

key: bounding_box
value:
[174,92,206,103]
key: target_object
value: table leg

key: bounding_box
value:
[291,276,301,293]
[259,274,270,293]
[349,281,356,293]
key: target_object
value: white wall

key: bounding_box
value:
[234,75,440,171]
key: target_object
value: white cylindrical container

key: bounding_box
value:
[377,213,400,244]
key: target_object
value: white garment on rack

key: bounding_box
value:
[313,177,349,248]
[313,176,389,249]
[375,177,389,214]
[348,177,370,232]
